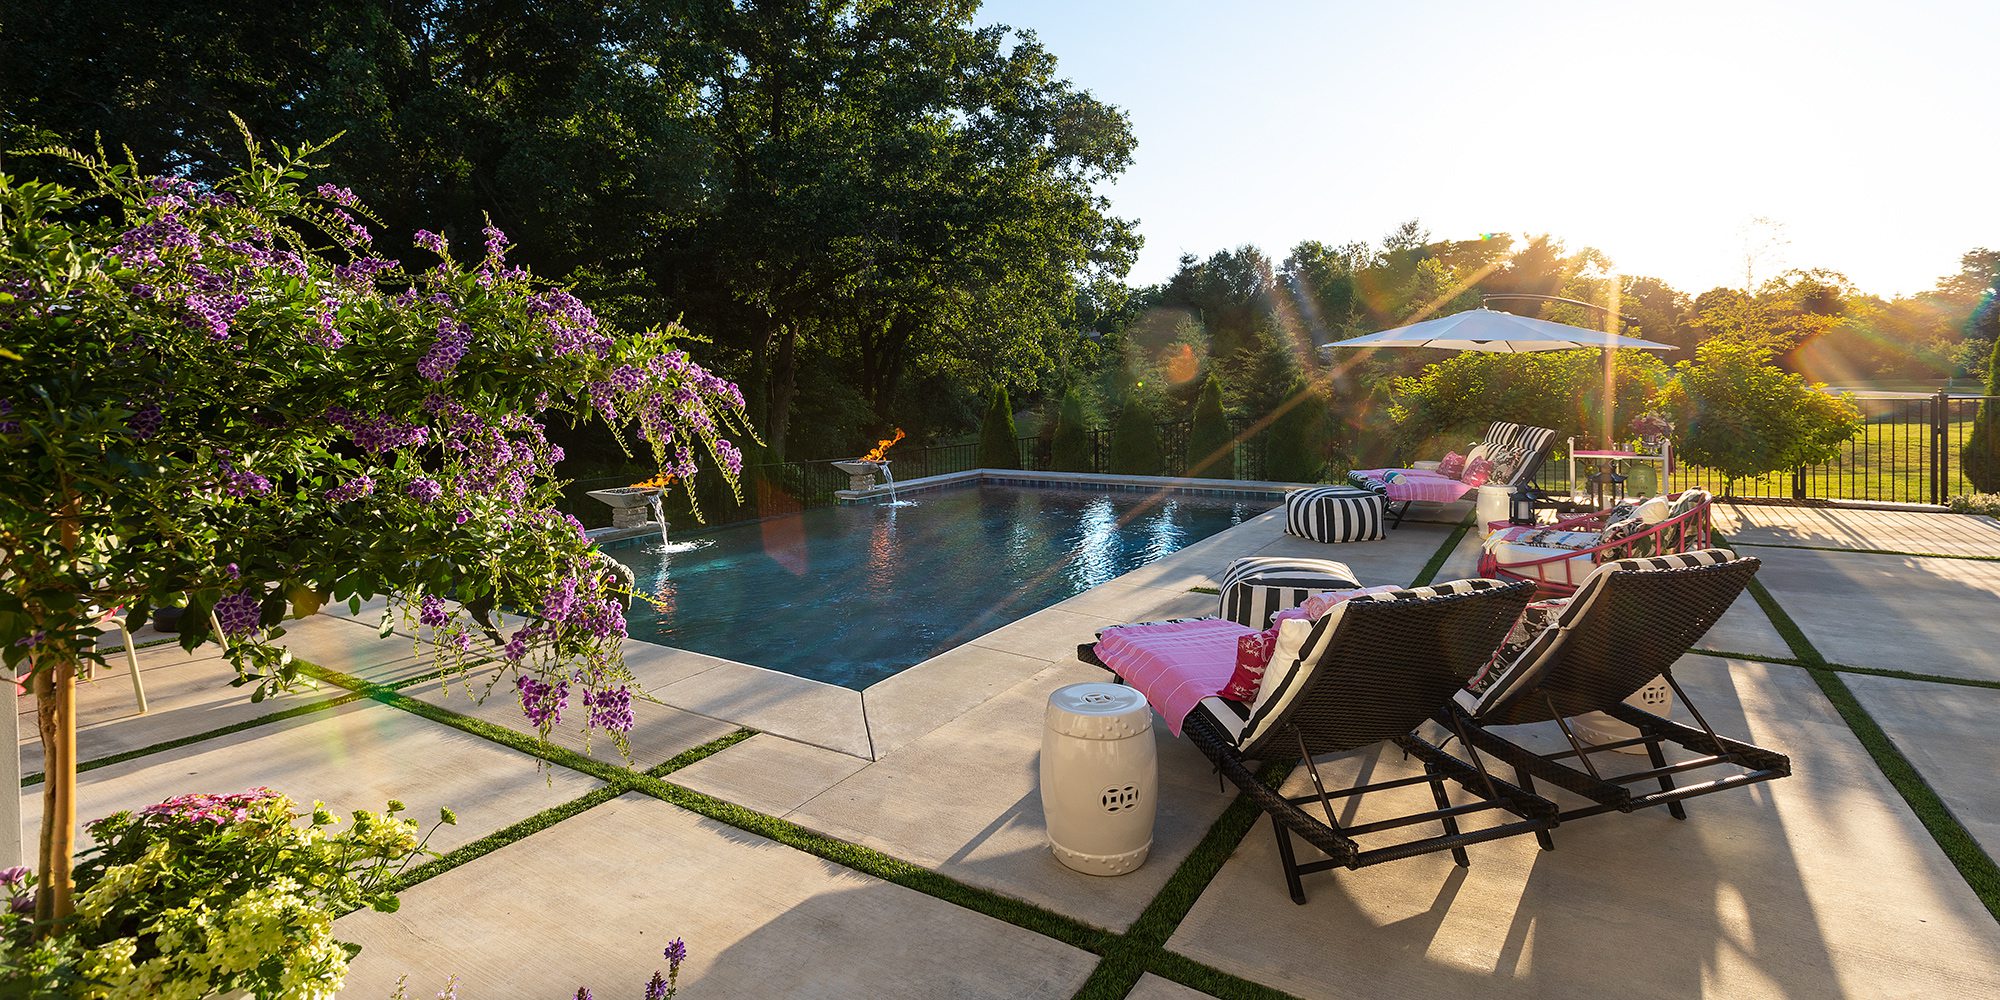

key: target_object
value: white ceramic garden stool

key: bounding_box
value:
[1040,683,1157,876]
[1570,675,1675,755]
[1475,484,1518,537]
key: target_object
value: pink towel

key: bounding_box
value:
[1094,618,1254,735]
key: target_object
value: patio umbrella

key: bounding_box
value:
[1320,307,1676,353]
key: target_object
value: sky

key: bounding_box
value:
[974,0,1999,297]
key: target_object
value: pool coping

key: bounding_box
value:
[834,468,1300,503]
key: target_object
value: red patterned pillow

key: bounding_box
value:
[1436,451,1467,478]
[1221,627,1280,702]
[1460,456,1494,487]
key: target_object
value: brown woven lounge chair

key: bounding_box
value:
[1082,579,1557,903]
[1439,550,1790,844]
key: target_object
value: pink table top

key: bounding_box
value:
[1572,449,1661,459]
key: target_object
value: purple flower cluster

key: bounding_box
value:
[528,288,612,358]
[334,255,396,286]
[406,476,444,504]
[126,401,163,439]
[418,316,470,381]
[418,594,449,628]
[213,591,263,638]
[215,453,273,497]
[325,474,376,503]
[414,229,448,255]
[309,296,345,349]
[716,439,744,476]
[135,787,280,827]
[515,674,568,729]
[482,223,508,260]
[582,685,634,733]
[184,290,248,341]
[315,183,360,208]
[0,398,19,436]
[326,406,430,453]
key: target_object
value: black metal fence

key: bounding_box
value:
[1654,390,1995,505]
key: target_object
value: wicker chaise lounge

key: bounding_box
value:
[1440,550,1790,843]
[1081,580,1558,903]
[1349,421,1560,528]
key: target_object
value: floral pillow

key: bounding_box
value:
[1436,451,1467,478]
[1486,444,1527,484]
[1459,457,1495,487]
[1220,586,1401,701]
[1467,597,1572,695]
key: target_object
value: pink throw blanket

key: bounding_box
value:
[1093,618,1254,735]
[1354,468,1474,503]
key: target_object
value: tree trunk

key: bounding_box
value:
[767,326,799,460]
[32,656,76,925]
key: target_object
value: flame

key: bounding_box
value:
[629,472,675,489]
[860,428,905,463]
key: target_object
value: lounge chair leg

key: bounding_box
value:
[1425,762,1470,868]
[1644,736,1688,820]
[1513,765,1556,851]
[1271,817,1308,905]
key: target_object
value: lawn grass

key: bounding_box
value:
[1661,417,1975,504]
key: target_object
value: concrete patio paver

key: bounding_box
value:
[649,657,873,758]
[404,661,742,769]
[1753,546,2000,681]
[861,643,1052,757]
[1125,973,1216,999]
[1846,673,2000,863]
[1165,656,2000,999]
[784,659,1239,932]
[19,641,343,775]
[1247,514,1464,589]
[278,613,437,687]
[1717,504,2000,558]
[669,733,873,818]
[335,792,1101,999]
[22,700,600,854]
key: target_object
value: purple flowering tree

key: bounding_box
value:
[0,127,752,923]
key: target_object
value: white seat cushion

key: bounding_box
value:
[1484,540,1596,586]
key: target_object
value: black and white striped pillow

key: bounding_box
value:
[1284,486,1386,543]
[1457,548,1738,716]
[1236,579,1508,749]
[1217,555,1361,628]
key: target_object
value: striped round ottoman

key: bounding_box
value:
[1284,486,1387,543]
[1217,556,1362,629]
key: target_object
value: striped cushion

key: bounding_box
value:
[1237,579,1509,749]
[1284,486,1386,543]
[1457,548,1739,716]
[1217,556,1361,628]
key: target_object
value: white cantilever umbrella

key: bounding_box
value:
[1320,307,1676,353]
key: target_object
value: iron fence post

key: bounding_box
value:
[1932,388,1949,505]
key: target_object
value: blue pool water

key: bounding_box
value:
[612,484,1270,689]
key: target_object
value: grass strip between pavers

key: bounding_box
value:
[302,656,1305,998]
[1731,540,2000,563]
[1686,648,2000,692]
[1745,577,2000,922]
[1070,760,1301,1000]
[1408,510,1476,588]
[1188,586,1221,595]
[21,691,365,788]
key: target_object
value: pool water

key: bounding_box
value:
[613,485,1269,689]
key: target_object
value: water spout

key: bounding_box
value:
[879,462,897,505]
[646,493,671,551]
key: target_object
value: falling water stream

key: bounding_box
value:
[876,462,916,508]
[645,493,671,549]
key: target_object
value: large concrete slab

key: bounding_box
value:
[1126,974,1216,1000]
[405,662,741,769]
[1167,656,2000,999]
[22,700,600,854]
[1691,594,1793,660]
[669,734,872,817]
[862,644,1051,757]
[1847,673,2000,863]
[336,793,1100,999]
[21,643,345,775]
[1247,517,1462,590]
[786,660,1239,932]
[278,613,437,687]
[1718,504,2000,558]
[1754,547,2000,680]
[650,658,873,758]
[967,607,1123,665]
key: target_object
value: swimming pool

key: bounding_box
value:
[611,484,1270,688]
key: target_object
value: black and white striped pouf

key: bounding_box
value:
[1217,556,1362,629]
[1284,486,1387,543]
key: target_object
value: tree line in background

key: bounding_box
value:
[7,1,1999,490]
